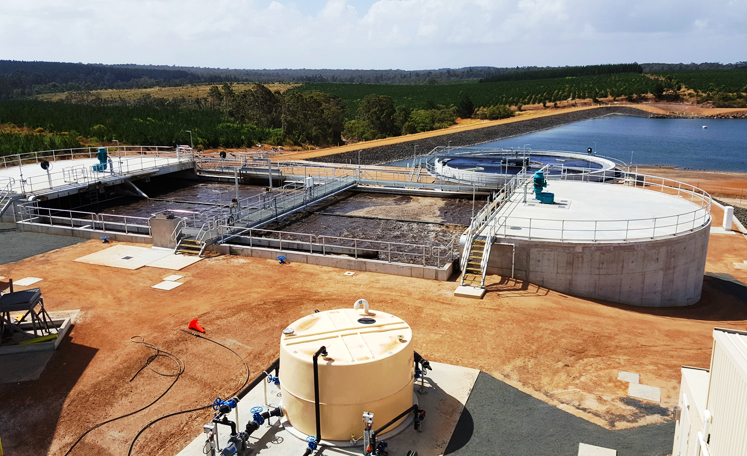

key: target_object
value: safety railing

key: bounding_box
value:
[0,145,179,169]
[170,175,358,244]
[219,227,458,268]
[16,203,151,236]
[5,150,193,195]
[485,169,712,242]
[459,167,536,270]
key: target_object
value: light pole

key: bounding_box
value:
[185,130,193,149]
[112,139,118,149]
[630,151,634,166]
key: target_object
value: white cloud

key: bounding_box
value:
[0,0,744,69]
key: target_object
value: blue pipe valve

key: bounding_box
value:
[267,375,280,386]
[212,397,238,413]
[306,435,318,451]
[250,406,265,425]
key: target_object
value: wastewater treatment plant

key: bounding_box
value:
[2,106,747,456]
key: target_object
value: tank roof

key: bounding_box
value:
[281,308,412,365]
[491,179,710,242]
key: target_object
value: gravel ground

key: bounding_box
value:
[445,372,674,456]
[0,222,87,265]
[309,107,650,165]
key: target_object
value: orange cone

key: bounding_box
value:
[189,319,205,333]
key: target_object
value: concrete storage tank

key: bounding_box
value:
[452,157,712,306]
[280,303,415,442]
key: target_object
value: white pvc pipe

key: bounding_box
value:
[353,299,370,314]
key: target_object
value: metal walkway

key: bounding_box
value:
[173,175,358,251]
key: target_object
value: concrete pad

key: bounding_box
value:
[578,442,617,456]
[162,275,183,282]
[710,226,736,235]
[628,383,661,402]
[454,285,486,299]
[344,271,355,276]
[75,245,171,270]
[146,254,202,270]
[176,361,479,456]
[152,281,183,291]
[617,371,639,383]
[13,277,43,286]
[734,263,747,270]
[0,351,54,383]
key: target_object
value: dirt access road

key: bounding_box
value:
[1,190,747,455]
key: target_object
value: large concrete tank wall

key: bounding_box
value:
[486,221,710,306]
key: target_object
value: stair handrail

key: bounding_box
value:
[171,217,187,241]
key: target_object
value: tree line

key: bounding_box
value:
[479,64,643,83]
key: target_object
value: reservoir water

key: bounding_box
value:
[392,116,747,172]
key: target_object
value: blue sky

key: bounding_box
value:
[0,0,744,70]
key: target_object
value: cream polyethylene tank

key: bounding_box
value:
[279,307,414,441]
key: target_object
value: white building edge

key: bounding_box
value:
[674,328,747,456]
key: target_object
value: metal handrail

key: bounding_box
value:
[16,203,151,235]
[0,145,176,169]
[4,152,192,195]
[171,218,186,241]
[220,227,458,268]
[484,168,712,242]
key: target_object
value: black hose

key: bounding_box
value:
[372,404,420,438]
[126,330,252,456]
[64,337,185,456]
[237,358,279,401]
[313,346,327,446]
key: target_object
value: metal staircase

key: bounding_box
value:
[0,178,16,218]
[175,237,207,256]
[458,167,542,290]
[460,236,489,287]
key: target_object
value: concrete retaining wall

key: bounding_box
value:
[218,243,454,281]
[485,222,711,306]
[16,222,152,244]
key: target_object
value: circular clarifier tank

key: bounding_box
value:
[280,308,414,442]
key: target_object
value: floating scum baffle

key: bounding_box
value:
[280,305,415,442]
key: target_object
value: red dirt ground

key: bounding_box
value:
[1,178,747,456]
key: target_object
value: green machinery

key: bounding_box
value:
[533,170,554,204]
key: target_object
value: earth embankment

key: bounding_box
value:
[308,106,650,165]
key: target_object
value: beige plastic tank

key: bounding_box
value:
[280,305,414,441]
